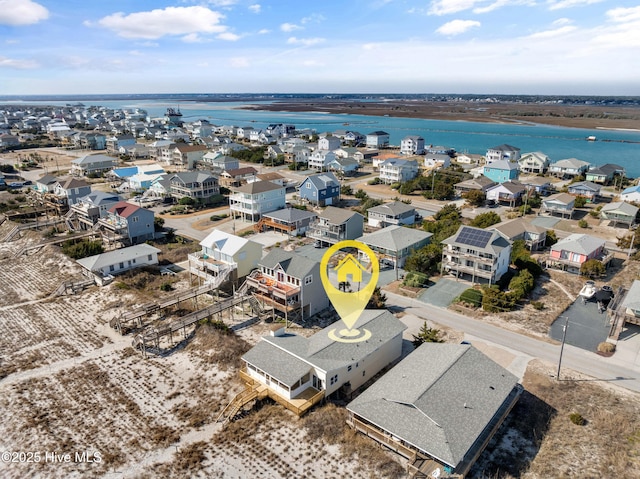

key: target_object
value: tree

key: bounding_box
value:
[580,259,605,277]
[481,285,516,313]
[340,184,353,196]
[154,217,165,231]
[462,189,485,207]
[62,239,104,259]
[366,286,387,309]
[178,196,196,206]
[470,211,501,229]
[508,269,535,301]
[545,229,558,247]
[411,321,443,348]
[574,196,588,208]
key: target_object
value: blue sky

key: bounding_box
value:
[1,0,639,95]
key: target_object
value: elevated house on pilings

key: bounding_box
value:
[241,249,329,325]
[97,201,155,247]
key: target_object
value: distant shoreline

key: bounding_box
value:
[241,100,640,131]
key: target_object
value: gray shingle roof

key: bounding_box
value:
[242,310,406,376]
[319,206,363,225]
[357,225,432,252]
[263,207,318,223]
[551,233,605,255]
[259,248,317,279]
[76,244,160,272]
[367,201,415,217]
[233,180,283,194]
[601,201,638,216]
[347,343,519,468]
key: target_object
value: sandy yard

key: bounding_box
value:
[1,222,639,478]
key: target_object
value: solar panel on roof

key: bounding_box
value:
[457,226,493,248]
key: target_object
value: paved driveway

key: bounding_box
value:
[549,298,610,352]
[418,279,471,308]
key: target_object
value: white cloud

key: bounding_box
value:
[5,39,19,45]
[182,33,207,43]
[258,29,270,34]
[0,0,48,25]
[204,0,237,6]
[249,4,261,14]
[552,18,573,26]
[280,22,302,32]
[230,57,250,68]
[287,37,325,46]
[96,6,226,39]
[218,32,241,41]
[0,56,38,69]
[301,13,326,25]
[429,0,482,16]
[606,6,640,23]
[436,19,481,35]
[547,0,603,11]
[527,25,576,38]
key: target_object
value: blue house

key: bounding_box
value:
[298,172,340,206]
[99,201,155,245]
[483,160,519,184]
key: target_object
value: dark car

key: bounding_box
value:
[486,200,498,208]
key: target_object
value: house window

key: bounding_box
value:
[347,365,352,372]
[119,262,124,269]
[329,374,338,385]
[109,265,114,272]
[305,275,313,285]
[306,183,311,189]
[148,254,152,260]
[363,371,366,377]
[132,216,139,222]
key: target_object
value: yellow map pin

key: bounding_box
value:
[320,240,379,343]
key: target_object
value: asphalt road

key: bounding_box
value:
[386,290,640,393]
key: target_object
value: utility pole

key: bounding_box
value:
[556,315,570,380]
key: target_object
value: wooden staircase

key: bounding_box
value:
[216,384,267,424]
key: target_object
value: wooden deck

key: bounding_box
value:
[239,369,324,416]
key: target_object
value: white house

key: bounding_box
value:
[441,225,512,284]
[188,230,263,287]
[366,131,390,149]
[379,158,420,184]
[549,158,590,178]
[318,135,341,151]
[241,310,406,410]
[518,151,550,174]
[486,144,521,164]
[400,135,425,155]
[229,180,286,222]
[308,150,337,171]
[77,244,161,286]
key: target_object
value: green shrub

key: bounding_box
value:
[367,177,381,185]
[390,182,401,190]
[160,282,173,292]
[597,341,616,353]
[62,239,104,259]
[458,288,483,307]
[402,271,429,288]
[578,219,589,228]
[569,412,586,426]
[531,300,545,310]
[509,269,535,301]
[574,196,588,208]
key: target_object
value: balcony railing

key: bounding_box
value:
[444,260,494,279]
[246,272,300,300]
[448,249,495,264]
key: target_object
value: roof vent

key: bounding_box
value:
[270,325,285,337]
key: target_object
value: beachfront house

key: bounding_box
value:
[188,230,263,287]
[219,167,258,188]
[307,206,364,247]
[318,135,341,151]
[585,163,625,185]
[77,244,161,286]
[328,157,359,176]
[53,177,92,207]
[98,201,155,246]
[171,144,208,170]
[67,191,122,231]
[239,309,406,416]
[620,185,640,203]
[366,201,418,228]
[518,151,550,174]
[400,135,425,155]
[347,343,522,478]
[298,172,340,206]
[519,176,551,195]
[244,249,330,323]
[540,193,575,218]
[546,233,612,273]
[366,131,390,149]
[441,225,512,284]
[486,144,521,164]
[229,180,286,222]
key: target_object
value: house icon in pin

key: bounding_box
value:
[334,254,367,283]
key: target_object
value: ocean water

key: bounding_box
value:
[10,98,640,178]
